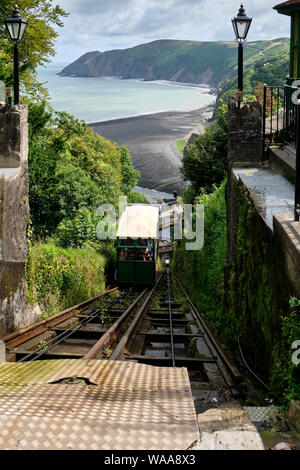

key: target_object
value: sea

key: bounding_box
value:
[37,63,215,124]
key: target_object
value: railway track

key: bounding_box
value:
[2,271,241,399]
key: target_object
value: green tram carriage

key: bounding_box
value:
[116,204,160,285]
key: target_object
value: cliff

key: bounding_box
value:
[60,38,289,87]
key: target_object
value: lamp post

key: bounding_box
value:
[5,5,28,105]
[232,3,252,99]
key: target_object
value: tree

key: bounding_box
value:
[0,1,68,98]
[28,103,139,237]
[181,102,228,197]
[120,146,140,195]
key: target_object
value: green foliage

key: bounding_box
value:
[0,1,68,100]
[270,298,300,403]
[219,51,290,104]
[120,147,140,195]
[172,181,227,338]
[187,338,200,359]
[176,139,187,154]
[56,209,100,249]
[26,242,112,316]
[28,103,139,237]
[37,340,48,352]
[181,102,228,194]
[223,184,299,404]
[127,192,148,203]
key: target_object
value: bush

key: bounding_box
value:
[181,102,227,194]
[28,104,139,237]
[270,298,300,403]
[56,209,100,248]
[26,242,113,317]
[172,180,227,336]
[127,192,148,203]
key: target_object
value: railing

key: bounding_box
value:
[262,79,300,221]
[262,83,298,151]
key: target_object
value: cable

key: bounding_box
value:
[167,269,176,368]
[237,336,270,392]
[18,291,130,362]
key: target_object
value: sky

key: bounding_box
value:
[53,0,291,64]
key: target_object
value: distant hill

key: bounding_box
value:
[60,38,289,87]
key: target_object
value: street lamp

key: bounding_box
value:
[5,5,28,105]
[232,3,252,96]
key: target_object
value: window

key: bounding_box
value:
[118,238,135,248]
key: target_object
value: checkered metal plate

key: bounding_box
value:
[0,360,199,450]
[243,406,280,422]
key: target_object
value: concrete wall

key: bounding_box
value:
[0,104,34,337]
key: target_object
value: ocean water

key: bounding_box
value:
[37,64,215,123]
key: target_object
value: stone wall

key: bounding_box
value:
[225,100,300,399]
[225,174,293,371]
[227,99,263,165]
[0,104,34,337]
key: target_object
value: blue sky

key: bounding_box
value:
[53,0,291,64]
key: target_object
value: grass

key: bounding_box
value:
[26,242,114,319]
[175,139,187,154]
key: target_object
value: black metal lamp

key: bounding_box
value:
[232,3,252,95]
[5,5,28,105]
[232,3,252,42]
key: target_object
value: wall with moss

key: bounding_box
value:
[225,174,299,402]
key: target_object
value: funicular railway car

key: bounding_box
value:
[116,204,159,285]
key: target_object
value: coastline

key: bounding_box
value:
[87,107,208,127]
[90,104,215,194]
[87,101,215,127]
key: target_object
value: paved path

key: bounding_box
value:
[233,167,294,229]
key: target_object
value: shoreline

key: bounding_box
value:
[91,104,215,194]
[58,72,214,90]
[88,102,215,128]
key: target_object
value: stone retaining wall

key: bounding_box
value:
[0,104,31,337]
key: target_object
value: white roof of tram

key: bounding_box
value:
[117,204,159,239]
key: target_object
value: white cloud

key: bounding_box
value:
[53,0,291,63]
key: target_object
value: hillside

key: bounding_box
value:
[218,50,290,103]
[60,38,289,87]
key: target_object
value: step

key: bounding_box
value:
[268,146,296,185]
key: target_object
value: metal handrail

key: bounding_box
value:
[262,81,300,221]
[262,84,298,150]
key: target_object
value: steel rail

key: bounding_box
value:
[109,272,164,361]
[174,275,242,389]
[18,292,128,362]
[3,288,119,349]
[84,289,148,360]
[167,268,176,367]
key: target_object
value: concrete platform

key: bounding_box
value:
[269,146,296,185]
[195,408,264,450]
[0,359,199,450]
[233,167,294,229]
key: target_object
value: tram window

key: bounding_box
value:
[137,238,148,247]
[119,248,136,261]
[138,247,153,262]
[137,238,153,248]
[119,238,135,248]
